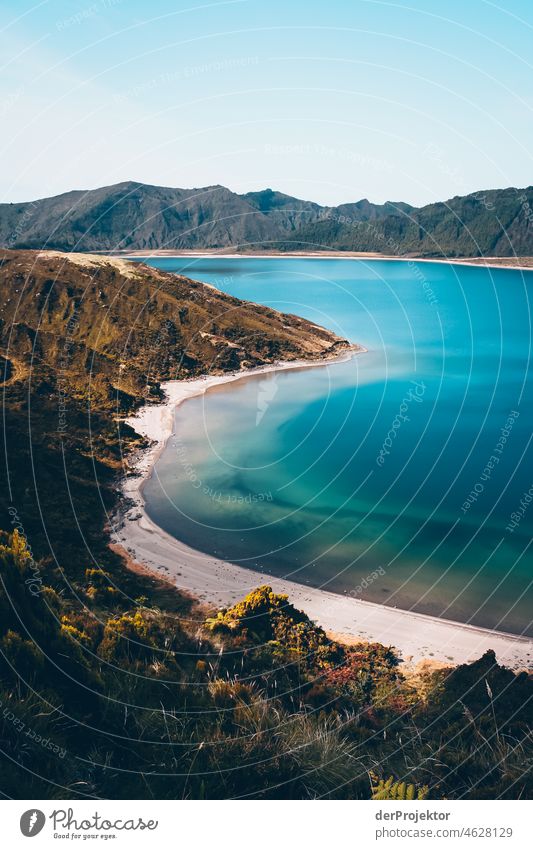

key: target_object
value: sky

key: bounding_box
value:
[1,0,533,207]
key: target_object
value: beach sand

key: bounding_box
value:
[114,249,533,272]
[112,352,533,671]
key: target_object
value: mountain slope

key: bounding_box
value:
[283,186,533,257]
[1,182,532,256]
[0,182,322,252]
[0,249,352,570]
[0,249,350,391]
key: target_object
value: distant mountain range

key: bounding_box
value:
[1,181,532,257]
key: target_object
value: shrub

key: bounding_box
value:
[205,585,341,668]
[370,773,429,800]
[85,568,119,603]
[60,616,92,647]
[1,630,44,679]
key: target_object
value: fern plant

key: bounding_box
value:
[370,772,429,800]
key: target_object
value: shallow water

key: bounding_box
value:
[138,257,533,635]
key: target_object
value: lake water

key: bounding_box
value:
[138,257,533,636]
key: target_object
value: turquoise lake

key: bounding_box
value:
[138,257,533,636]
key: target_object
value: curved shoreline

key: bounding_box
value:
[112,351,533,671]
[120,251,533,273]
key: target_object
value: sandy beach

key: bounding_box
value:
[112,352,533,672]
[114,249,533,272]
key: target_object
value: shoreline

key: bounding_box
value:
[116,250,533,272]
[112,351,533,672]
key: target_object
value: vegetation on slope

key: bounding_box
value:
[0,249,531,800]
[0,183,321,252]
[1,249,347,393]
[1,181,532,256]
[0,540,531,800]
[0,249,350,572]
[282,186,533,257]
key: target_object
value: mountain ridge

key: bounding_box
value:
[1,181,532,256]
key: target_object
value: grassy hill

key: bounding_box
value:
[0,183,321,252]
[0,249,351,569]
[285,186,533,257]
[1,533,531,800]
[0,249,348,392]
[0,249,531,800]
[2,181,532,256]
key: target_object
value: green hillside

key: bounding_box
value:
[1,181,532,256]
[0,249,351,569]
[0,249,531,800]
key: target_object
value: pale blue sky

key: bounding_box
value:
[1,0,532,205]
